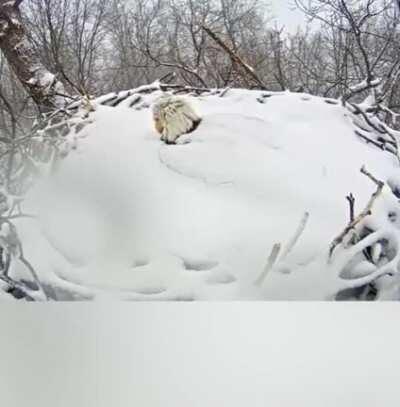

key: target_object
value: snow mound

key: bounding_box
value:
[15,88,400,300]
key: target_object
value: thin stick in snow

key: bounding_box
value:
[219,87,231,97]
[281,212,310,260]
[254,243,281,286]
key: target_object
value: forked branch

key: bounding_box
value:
[329,166,385,258]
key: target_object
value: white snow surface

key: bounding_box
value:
[15,89,400,300]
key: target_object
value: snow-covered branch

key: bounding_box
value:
[329,167,385,259]
[0,0,67,110]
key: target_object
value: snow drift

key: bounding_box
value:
[10,85,400,300]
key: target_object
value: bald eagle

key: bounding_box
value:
[152,95,202,144]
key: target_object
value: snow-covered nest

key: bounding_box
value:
[8,84,400,300]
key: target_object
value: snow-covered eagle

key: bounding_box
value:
[152,95,202,144]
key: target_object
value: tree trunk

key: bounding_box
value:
[0,0,66,111]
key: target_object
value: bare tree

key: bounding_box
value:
[294,0,400,105]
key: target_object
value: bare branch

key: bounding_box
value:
[202,25,266,90]
[329,166,385,258]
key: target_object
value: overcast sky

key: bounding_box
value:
[269,0,308,32]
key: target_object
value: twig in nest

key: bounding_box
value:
[3,252,11,277]
[254,243,281,286]
[18,253,48,300]
[254,212,310,286]
[349,103,400,165]
[0,219,49,300]
[355,130,386,151]
[219,87,231,98]
[329,166,385,259]
[361,166,385,187]
[0,246,11,277]
[346,193,355,222]
[281,212,310,260]
[0,274,35,301]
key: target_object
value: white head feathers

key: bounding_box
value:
[152,95,202,144]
